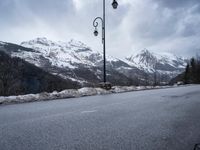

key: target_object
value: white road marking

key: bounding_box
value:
[81,110,97,114]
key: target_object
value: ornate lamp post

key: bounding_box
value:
[93,0,118,89]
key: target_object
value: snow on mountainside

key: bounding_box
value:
[0,41,5,45]
[0,38,187,86]
[19,37,119,68]
[19,37,99,68]
[125,49,187,76]
[9,37,133,86]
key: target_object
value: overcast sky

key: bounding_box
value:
[0,0,200,58]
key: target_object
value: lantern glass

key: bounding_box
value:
[94,30,98,36]
[112,0,118,9]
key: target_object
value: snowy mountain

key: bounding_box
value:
[0,38,187,86]
[19,37,102,69]
[125,49,187,79]
[0,38,135,86]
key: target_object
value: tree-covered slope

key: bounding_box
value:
[0,51,80,96]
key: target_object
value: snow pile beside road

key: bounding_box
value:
[111,86,137,93]
[0,85,176,105]
[0,87,111,105]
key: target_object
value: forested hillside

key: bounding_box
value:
[184,57,200,84]
[170,56,200,84]
[0,51,80,96]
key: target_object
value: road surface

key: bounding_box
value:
[0,85,200,150]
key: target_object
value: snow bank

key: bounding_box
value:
[0,85,178,105]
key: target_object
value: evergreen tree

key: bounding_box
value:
[183,57,200,84]
[0,51,81,96]
[197,56,200,83]
[190,58,197,82]
[184,63,190,84]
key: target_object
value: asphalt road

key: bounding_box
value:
[0,85,200,150]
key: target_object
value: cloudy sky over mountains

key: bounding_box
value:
[0,0,200,58]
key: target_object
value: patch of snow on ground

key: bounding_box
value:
[0,85,180,105]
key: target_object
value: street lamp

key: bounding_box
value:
[94,28,98,36]
[93,0,118,89]
[112,0,118,9]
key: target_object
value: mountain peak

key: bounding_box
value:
[21,37,56,47]
[35,37,51,44]
[139,49,155,58]
[36,37,48,41]
[127,49,156,64]
[126,49,187,73]
[68,39,88,48]
[141,48,151,54]
[20,37,90,50]
[26,37,48,43]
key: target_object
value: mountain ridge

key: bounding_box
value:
[0,38,187,86]
[126,48,187,73]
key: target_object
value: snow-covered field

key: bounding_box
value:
[0,85,178,105]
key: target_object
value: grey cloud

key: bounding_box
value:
[21,0,75,18]
[0,0,200,58]
[0,0,76,25]
[0,1,18,24]
[179,21,200,37]
[154,0,200,9]
[121,0,200,57]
